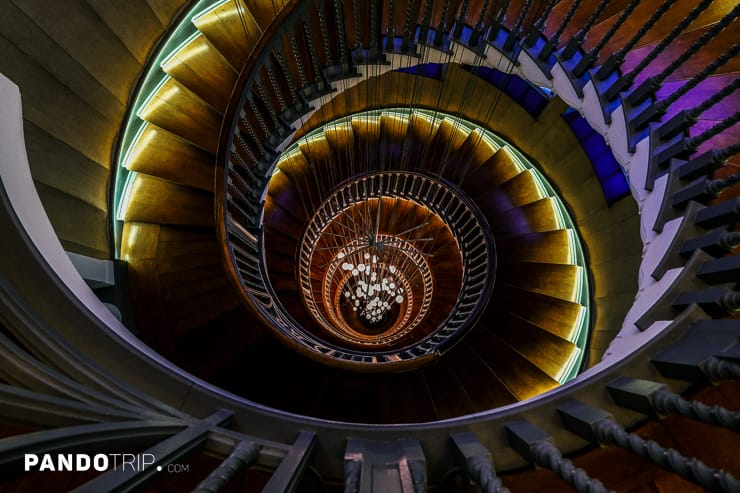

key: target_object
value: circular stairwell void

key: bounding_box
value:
[297,183,470,350]
[110,0,648,422]
[260,109,591,380]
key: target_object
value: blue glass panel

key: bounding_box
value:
[569,118,594,140]
[460,65,550,117]
[458,25,474,45]
[561,110,630,205]
[396,63,445,80]
[520,91,549,116]
[505,77,528,99]
[601,172,631,203]
[381,35,404,52]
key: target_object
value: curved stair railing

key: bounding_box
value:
[1,0,738,491]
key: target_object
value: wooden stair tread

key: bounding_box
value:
[487,284,584,340]
[468,328,560,401]
[497,262,581,302]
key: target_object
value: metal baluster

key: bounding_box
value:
[525,0,558,46]
[654,388,740,432]
[370,0,379,51]
[679,143,740,180]
[234,131,260,169]
[629,5,740,106]
[659,43,740,113]
[458,0,471,25]
[673,173,740,208]
[702,355,740,381]
[419,0,433,42]
[658,75,740,140]
[228,176,252,206]
[334,0,348,66]
[538,0,582,62]
[681,229,740,256]
[631,44,740,131]
[254,81,282,130]
[246,97,271,136]
[561,0,611,60]
[475,0,491,31]
[506,420,612,493]
[468,0,491,46]
[401,0,415,50]
[559,401,740,493]
[240,116,268,158]
[453,0,472,39]
[495,0,510,25]
[571,0,640,77]
[503,0,532,51]
[451,433,510,493]
[595,0,678,80]
[686,112,740,150]
[288,32,309,90]
[353,0,362,54]
[435,0,452,46]
[265,63,287,113]
[303,21,323,85]
[386,0,395,50]
[654,111,740,167]
[602,0,713,100]
[317,6,334,69]
[607,377,740,433]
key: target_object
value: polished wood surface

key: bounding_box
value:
[192,0,262,70]
[125,124,215,191]
[161,34,237,113]
[138,77,222,153]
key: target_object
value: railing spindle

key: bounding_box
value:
[657,76,740,140]
[629,5,740,106]
[561,0,611,60]
[602,0,713,99]
[538,0,582,61]
[506,420,613,493]
[559,401,740,493]
[571,0,641,77]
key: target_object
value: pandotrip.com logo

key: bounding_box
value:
[23,453,190,473]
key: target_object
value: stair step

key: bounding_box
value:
[192,0,262,71]
[426,118,470,178]
[375,114,410,171]
[468,328,560,401]
[484,311,577,380]
[443,341,518,410]
[122,174,214,227]
[496,169,546,208]
[444,128,497,184]
[266,171,310,223]
[125,124,215,191]
[423,361,477,419]
[161,34,237,113]
[138,78,221,153]
[490,197,561,236]
[497,262,581,302]
[263,203,304,242]
[487,284,585,340]
[350,116,383,174]
[460,147,521,195]
[495,229,574,265]
[168,285,242,338]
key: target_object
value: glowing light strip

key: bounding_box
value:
[159,31,202,68]
[111,0,227,256]
[116,172,138,221]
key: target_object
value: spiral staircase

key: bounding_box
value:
[0,0,738,492]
